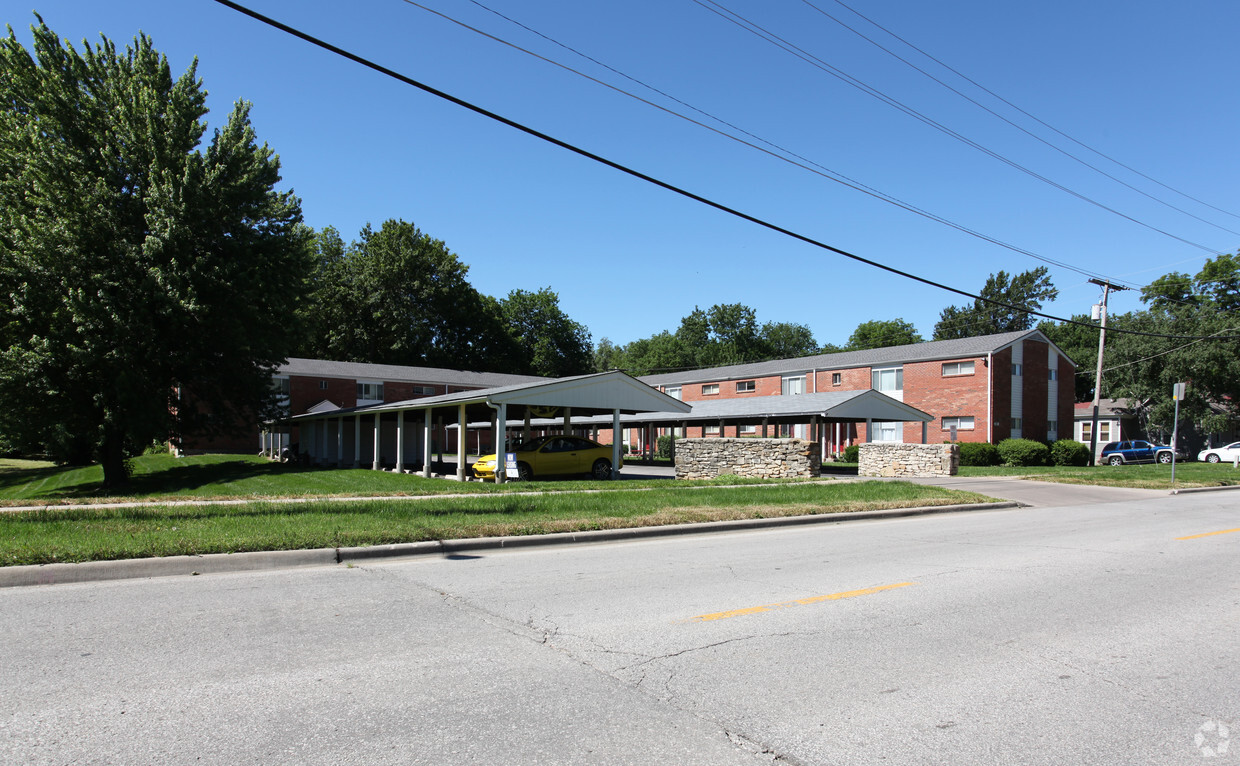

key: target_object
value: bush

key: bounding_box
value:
[1049,439,1089,467]
[656,434,675,460]
[997,438,1050,467]
[958,442,1001,467]
[841,444,859,463]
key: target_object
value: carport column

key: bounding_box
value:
[611,409,621,479]
[495,403,507,484]
[523,412,531,444]
[921,421,927,444]
[336,416,344,467]
[395,410,405,473]
[762,418,769,438]
[563,408,572,436]
[719,419,725,438]
[321,420,329,466]
[372,412,381,471]
[422,409,432,478]
[865,418,873,443]
[352,415,362,468]
[456,404,467,481]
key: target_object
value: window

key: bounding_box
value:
[702,384,720,396]
[871,367,903,392]
[736,380,756,393]
[704,425,720,436]
[1048,419,1058,434]
[1081,421,1111,442]
[357,382,384,402]
[782,376,805,396]
[272,377,291,396]
[739,424,757,435]
[411,385,436,396]
[1011,417,1023,430]
[874,422,901,442]
[1049,369,1058,381]
[942,416,975,431]
[942,361,975,376]
[318,380,329,390]
[1012,364,1023,376]
[665,387,682,400]
[831,373,841,386]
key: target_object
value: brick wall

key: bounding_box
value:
[1023,340,1049,443]
[903,356,989,444]
[1058,356,1075,440]
[991,347,1011,442]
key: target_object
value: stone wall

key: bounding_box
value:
[674,438,820,480]
[858,443,959,477]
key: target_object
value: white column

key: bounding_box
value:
[457,404,467,481]
[495,403,507,484]
[395,410,405,473]
[372,412,381,471]
[336,416,344,467]
[422,409,432,478]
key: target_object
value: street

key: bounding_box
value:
[1,488,1237,764]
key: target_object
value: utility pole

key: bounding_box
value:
[1088,279,1130,466]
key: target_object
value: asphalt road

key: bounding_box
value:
[2,489,1237,764]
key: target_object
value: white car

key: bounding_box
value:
[1197,442,1240,463]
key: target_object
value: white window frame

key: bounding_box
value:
[702,384,720,396]
[1049,369,1058,381]
[739,424,757,435]
[665,386,682,401]
[782,375,805,396]
[356,380,384,403]
[703,424,721,436]
[736,380,756,393]
[831,373,841,386]
[942,361,975,376]
[942,416,975,431]
[1012,364,1023,376]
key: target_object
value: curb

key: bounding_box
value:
[1169,483,1240,495]
[0,501,1021,589]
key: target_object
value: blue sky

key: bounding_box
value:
[7,0,1239,351]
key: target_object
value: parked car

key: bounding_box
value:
[1197,441,1240,463]
[471,435,620,481]
[1099,440,1175,466]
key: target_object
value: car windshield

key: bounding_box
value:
[510,436,553,453]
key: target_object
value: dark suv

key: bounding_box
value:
[1099,440,1175,466]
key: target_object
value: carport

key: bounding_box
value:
[286,370,690,483]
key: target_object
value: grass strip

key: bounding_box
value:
[958,463,1240,489]
[0,482,993,566]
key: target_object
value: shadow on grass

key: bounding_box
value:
[3,458,317,501]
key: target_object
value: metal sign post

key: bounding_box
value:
[1171,382,1187,485]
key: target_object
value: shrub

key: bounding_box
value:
[958,442,1001,467]
[841,444,859,463]
[656,434,675,460]
[1049,439,1089,467]
[997,438,1050,467]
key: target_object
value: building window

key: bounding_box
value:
[1049,369,1058,381]
[704,425,720,436]
[942,361,975,376]
[1011,417,1023,430]
[702,384,719,396]
[272,377,291,397]
[1012,364,1023,376]
[832,373,841,386]
[739,424,757,435]
[874,422,901,442]
[736,380,756,393]
[411,385,436,396]
[318,380,329,390]
[357,382,384,402]
[942,416,975,431]
[665,387,682,400]
[871,366,903,393]
[782,376,805,396]
[1048,419,1058,433]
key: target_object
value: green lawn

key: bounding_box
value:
[957,462,1240,489]
[0,481,992,566]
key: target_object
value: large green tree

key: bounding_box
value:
[0,19,311,485]
[297,220,518,371]
[933,267,1058,340]
[846,318,922,350]
[499,287,592,377]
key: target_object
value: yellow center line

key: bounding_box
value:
[1176,527,1240,541]
[687,581,916,623]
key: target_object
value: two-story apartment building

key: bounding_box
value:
[639,330,1076,448]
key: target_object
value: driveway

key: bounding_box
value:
[903,474,1171,507]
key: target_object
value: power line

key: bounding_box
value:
[820,0,1240,224]
[796,0,1240,237]
[209,0,1240,343]
[691,0,1227,254]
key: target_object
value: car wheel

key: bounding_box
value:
[1207,453,1221,463]
[1157,451,1173,464]
[591,458,612,480]
[517,462,533,482]
[1108,455,1123,466]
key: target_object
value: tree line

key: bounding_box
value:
[2,19,1236,485]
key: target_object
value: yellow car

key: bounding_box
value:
[471,435,620,481]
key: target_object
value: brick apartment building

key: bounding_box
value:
[180,358,546,454]
[639,330,1076,447]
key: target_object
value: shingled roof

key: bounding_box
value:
[639,330,1058,387]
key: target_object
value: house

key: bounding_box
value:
[1073,398,1138,456]
[638,329,1076,449]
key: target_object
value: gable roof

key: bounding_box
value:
[640,330,1064,386]
[278,358,547,389]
